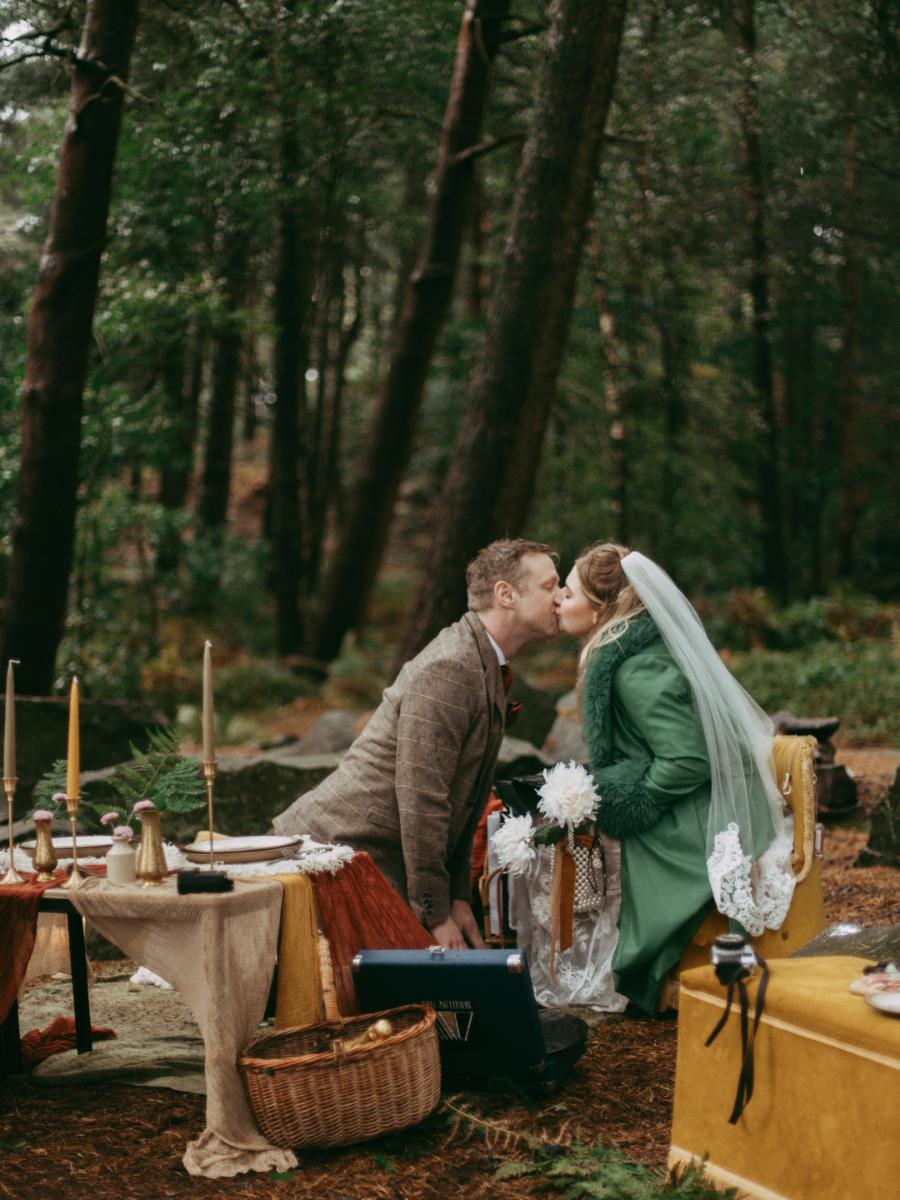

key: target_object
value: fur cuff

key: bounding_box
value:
[593,757,660,838]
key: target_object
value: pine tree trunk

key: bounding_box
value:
[270,189,315,653]
[157,320,205,570]
[589,220,629,545]
[733,0,788,600]
[0,0,139,693]
[838,101,860,580]
[310,0,511,663]
[399,0,628,662]
[197,228,248,530]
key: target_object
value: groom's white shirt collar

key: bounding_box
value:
[484,629,507,666]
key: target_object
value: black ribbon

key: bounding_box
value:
[704,952,770,1124]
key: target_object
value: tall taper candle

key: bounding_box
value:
[3,661,15,781]
[66,677,80,799]
[202,641,215,762]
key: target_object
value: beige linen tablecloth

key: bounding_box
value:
[69,876,297,1178]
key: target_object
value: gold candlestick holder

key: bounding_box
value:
[60,794,85,889]
[1,776,24,885]
[202,760,217,870]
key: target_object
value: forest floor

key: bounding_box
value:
[1,750,897,1200]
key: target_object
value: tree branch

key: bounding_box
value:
[446,132,525,166]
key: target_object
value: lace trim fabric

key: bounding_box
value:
[509,837,628,1011]
[707,821,796,936]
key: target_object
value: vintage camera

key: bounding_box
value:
[710,932,757,984]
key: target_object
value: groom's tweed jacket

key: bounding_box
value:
[274,613,507,927]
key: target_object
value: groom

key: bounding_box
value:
[275,539,561,948]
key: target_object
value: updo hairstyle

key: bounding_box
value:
[575,542,645,671]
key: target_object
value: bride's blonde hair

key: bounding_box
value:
[575,542,645,675]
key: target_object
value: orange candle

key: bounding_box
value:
[202,641,215,762]
[66,677,80,799]
[3,661,14,781]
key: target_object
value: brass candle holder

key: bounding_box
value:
[60,793,86,889]
[1,776,24,885]
[202,760,217,870]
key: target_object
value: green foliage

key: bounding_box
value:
[700,589,898,653]
[2,0,897,700]
[732,638,900,745]
[210,660,316,714]
[33,759,81,816]
[493,1142,734,1199]
[98,728,205,821]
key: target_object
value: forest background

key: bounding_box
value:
[0,0,898,750]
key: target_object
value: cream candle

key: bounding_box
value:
[3,661,15,781]
[202,641,215,762]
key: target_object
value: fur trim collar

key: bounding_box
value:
[582,614,660,768]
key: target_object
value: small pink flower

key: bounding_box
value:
[52,792,67,804]
[132,799,156,814]
[33,809,54,822]
[100,811,120,826]
[112,825,134,841]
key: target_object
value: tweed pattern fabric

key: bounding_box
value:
[274,613,507,927]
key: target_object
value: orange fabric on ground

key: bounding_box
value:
[20,1015,116,1068]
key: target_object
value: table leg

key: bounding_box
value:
[0,998,22,1076]
[66,909,93,1054]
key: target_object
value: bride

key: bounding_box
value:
[550,542,796,1015]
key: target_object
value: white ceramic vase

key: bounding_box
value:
[106,835,136,885]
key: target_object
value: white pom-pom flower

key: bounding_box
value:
[491,813,537,877]
[537,761,599,829]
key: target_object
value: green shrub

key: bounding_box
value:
[731,637,900,744]
[211,659,318,713]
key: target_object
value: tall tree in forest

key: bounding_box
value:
[399,0,628,661]
[1,0,139,693]
[269,0,315,656]
[726,0,788,599]
[310,0,512,663]
[156,322,205,571]
[838,96,860,579]
[198,221,249,531]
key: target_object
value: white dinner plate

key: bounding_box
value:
[865,991,900,1017]
[182,834,303,864]
[20,834,114,860]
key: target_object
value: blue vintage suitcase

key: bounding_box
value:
[351,947,587,1093]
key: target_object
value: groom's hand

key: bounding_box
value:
[451,899,487,949]
[429,900,487,950]
[429,915,467,949]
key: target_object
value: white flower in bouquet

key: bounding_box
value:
[491,813,537,877]
[537,761,599,830]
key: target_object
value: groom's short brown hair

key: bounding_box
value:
[466,538,554,611]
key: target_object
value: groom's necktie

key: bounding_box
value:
[500,664,521,726]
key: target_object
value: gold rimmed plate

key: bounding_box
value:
[182,834,304,864]
[20,834,114,860]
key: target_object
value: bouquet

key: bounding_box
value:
[491,761,601,877]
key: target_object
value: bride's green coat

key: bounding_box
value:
[582,614,753,1014]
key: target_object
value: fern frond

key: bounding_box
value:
[493,1160,537,1181]
[442,1098,542,1154]
[33,759,73,813]
[107,727,205,814]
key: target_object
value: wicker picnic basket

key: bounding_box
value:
[239,1004,441,1150]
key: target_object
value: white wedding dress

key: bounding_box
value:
[508,835,628,1011]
